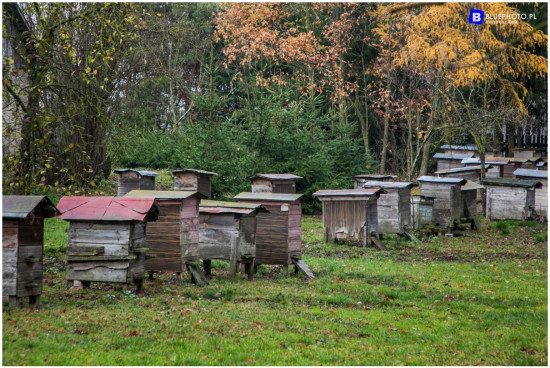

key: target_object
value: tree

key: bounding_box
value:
[3,3,142,194]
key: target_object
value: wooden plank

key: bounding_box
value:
[186,264,209,286]
[67,261,129,283]
[370,236,387,251]
[69,227,131,245]
[67,245,104,256]
[3,247,17,295]
[229,237,238,279]
[68,241,129,257]
[292,259,314,279]
[3,224,18,248]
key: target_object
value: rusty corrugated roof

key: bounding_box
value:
[2,195,59,219]
[57,196,162,222]
[313,188,385,197]
[124,190,205,200]
[247,173,303,181]
[234,192,303,202]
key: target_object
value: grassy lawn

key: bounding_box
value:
[3,215,547,365]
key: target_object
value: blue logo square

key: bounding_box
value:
[469,9,484,24]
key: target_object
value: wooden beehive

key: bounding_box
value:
[483,178,542,220]
[514,169,547,218]
[248,173,303,194]
[3,196,59,308]
[114,169,158,197]
[503,157,542,178]
[360,181,415,234]
[354,174,396,189]
[234,192,303,266]
[198,200,267,280]
[57,196,162,291]
[433,153,472,171]
[172,169,217,199]
[411,195,435,229]
[435,165,492,183]
[313,188,384,246]
[124,190,205,281]
[417,176,466,228]
[461,180,485,228]
[462,157,510,178]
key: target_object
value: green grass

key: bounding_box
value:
[3,217,547,365]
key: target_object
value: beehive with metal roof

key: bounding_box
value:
[57,196,162,291]
[513,169,547,218]
[482,178,543,220]
[353,174,396,188]
[234,192,309,271]
[360,181,415,235]
[416,176,466,228]
[313,188,385,245]
[3,195,59,308]
[114,169,158,197]
[247,173,303,194]
[124,190,206,283]
[198,200,268,280]
[172,169,217,199]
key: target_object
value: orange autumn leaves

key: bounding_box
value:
[214,3,358,102]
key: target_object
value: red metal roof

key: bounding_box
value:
[57,196,160,222]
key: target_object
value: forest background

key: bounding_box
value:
[2,2,547,211]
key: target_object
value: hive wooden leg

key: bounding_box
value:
[245,262,254,281]
[203,260,212,277]
[8,296,19,308]
[29,295,40,309]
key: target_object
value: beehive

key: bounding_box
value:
[124,190,204,280]
[57,196,162,291]
[313,188,384,245]
[199,200,267,280]
[172,169,217,199]
[114,169,158,196]
[247,173,303,194]
[234,192,303,266]
[417,176,466,228]
[483,178,542,220]
[514,169,547,218]
[3,196,59,308]
[360,181,415,234]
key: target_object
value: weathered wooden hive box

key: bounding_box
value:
[411,195,435,229]
[124,190,204,279]
[248,173,303,194]
[417,176,466,228]
[462,157,510,178]
[435,165,492,183]
[514,168,547,218]
[313,188,384,244]
[433,153,472,171]
[482,178,542,220]
[440,144,506,158]
[353,174,396,189]
[198,200,267,280]
[360,181,414,234]
[57,196,162,291]
[234,192,303,266]
[114,169,158,197]
[3,196,59,308]
[461,180,484,221]
[172,169,217,199]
